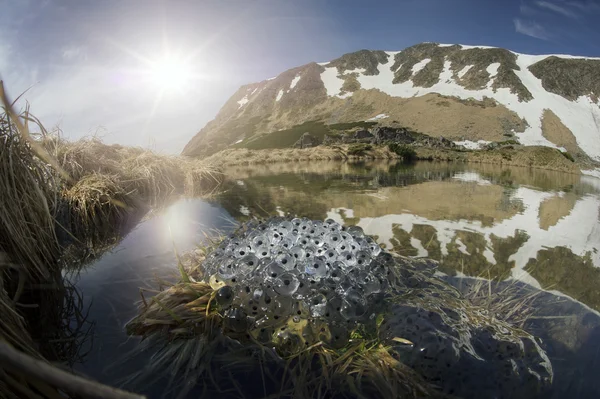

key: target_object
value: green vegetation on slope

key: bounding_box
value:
[236,120,379,150]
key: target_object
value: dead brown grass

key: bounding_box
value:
[0,80,221,399]
[204,145,400,166]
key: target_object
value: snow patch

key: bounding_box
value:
[452,172,492,185]
[275,89,284,102]
[317,49,600,160]
[455,238,470,255]
[454,140,491,150]
[582,168,600,179]
[367,113,389,121]
[320,67,353,99]
[411,58,431,75]
[410,237,429,258]
[344,186,600,277]
[486,63,501,89]
[237,96,249,109]
[457,65,473,79]
[290,75,301,90]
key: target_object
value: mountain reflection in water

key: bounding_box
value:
[72,160,600,398]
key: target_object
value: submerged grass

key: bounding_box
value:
[126,280,442,399]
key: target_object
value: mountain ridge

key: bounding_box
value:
[182,42,600,164]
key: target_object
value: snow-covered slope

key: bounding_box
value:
[183,43,600,161]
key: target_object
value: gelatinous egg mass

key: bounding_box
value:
[200,217,389,348]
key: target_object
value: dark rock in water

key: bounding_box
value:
[197,217,553,398]
[293,132,321,149]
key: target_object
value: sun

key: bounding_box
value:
[148,56,192,91]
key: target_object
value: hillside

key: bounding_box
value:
[182,43,600,164]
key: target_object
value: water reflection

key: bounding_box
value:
[71,200,236,392]
[71,161,600,398]
[219,161,600,311]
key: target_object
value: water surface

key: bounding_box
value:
[73,160,600,398]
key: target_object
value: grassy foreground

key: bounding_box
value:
[0,83,222,399]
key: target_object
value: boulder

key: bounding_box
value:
[293,132,321,149]
[353,129,374,140]
[372,127,416,145]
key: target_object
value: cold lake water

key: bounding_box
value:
[71,160,600,398]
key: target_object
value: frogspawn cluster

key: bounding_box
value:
[200,217,394,347]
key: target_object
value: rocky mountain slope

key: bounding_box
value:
[182,42,600,162]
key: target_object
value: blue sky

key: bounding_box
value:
[1,0,598,153]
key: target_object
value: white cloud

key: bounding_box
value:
[535,1,579,18]
[566,1,600,13]
[513,18,550,40]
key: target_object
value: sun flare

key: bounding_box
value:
[148,56,192,91]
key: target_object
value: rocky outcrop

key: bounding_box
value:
[183,43,599,161]
[293,132,321,149]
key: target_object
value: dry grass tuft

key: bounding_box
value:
[125,275,443,398]
[0,80,222,399]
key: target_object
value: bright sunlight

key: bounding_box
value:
[148,56,192,91]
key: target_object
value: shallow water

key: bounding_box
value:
[72,160,600,398]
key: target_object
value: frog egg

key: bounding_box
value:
[273,273,300,296]
[268,230,284,245]
[368,241,382,256]
[346,225,365,239]
[297,236,310,246]
[308,293,327,317]
[324,218,337,226]
[236,254,259,275]
[322,248,338,262]
[279,237,295,251]
[289,246,306,261]
[264,261,286,281]
[359,271,382,295]
[232,245,251,259]
[224,308,248,333]
[298,221,312,233]
[216,285,234,307]
[337,251,357,267]
[292,276,311,299]
[324,232,340,247]
[274,330,304,356]
[251,234,268,249]
[275,252,296,271]
[334,240,351,254]
[305,259,328,279]
[355,250,371,268]
[328,323,350,349]
[328,261,344,282]
[217,258,238,280]
[340,289,367,320]
[252,287,264,302]
[271,295,294,318]
[254,245,271,258]
[310,236,326,247]
[304,245,318,261]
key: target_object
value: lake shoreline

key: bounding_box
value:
[202,144,589,174]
